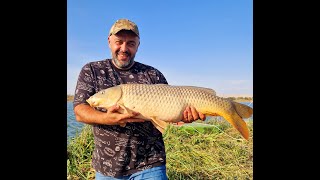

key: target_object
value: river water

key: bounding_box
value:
[67,102,84,143]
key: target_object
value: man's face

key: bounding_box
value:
[108,30,140,68]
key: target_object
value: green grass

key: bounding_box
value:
[164,118,253,179]
[67,118,253,180]
[67,125,95,180]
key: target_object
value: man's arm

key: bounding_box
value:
[74,104,145,125]
[72,63,144,126]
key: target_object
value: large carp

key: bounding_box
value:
[86,84,253,140]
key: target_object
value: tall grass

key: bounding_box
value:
[67,119,253,179]
[67,125,95,180]
[164,118,253,179]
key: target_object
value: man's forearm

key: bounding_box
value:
[74,104,106,125]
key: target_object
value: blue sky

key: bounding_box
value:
[67,0,253,97]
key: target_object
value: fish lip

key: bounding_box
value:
[86,99,94,106]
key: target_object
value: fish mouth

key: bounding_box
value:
[86,98,95,107]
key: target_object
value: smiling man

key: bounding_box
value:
[73,18,205,180]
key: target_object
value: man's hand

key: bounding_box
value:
[74,104,145,126]
[105,104,145,125]
[182,106,206,123]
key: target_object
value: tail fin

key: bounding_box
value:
[221,101,253,140]
[224,114,250,140]
[232,101,253,119]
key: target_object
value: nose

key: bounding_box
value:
[120,42,128,52]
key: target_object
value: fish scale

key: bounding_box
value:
[122,84,201,121]
[87,83,253,140]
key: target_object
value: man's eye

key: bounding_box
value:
[128,42,136,47]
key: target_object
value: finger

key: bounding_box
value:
[187,107,193,122]
[183,108,188,120]
[108,104,120,112]
[119,113,137,120]
[199,112,206,121]
[188,113,193,121]
[190,106,199,121]
[130,110,140,116]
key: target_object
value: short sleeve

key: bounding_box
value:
[156,70,168,84]
[146,67,168,85]
[73,63,96,108]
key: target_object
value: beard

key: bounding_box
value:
[111,50,135,69]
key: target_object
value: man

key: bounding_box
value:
[73,18,205,180]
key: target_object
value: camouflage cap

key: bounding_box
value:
[109,19,139,37]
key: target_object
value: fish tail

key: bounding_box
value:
[223,114,250,140]
[232,101,253,119]
[228,101,253,140]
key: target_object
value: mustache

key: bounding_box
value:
[117,50,130,57]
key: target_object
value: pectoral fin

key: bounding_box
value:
[150,116,169,134]
[117,104,133,127]
[117,103,132,114]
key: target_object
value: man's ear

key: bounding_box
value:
[108,36,111,48]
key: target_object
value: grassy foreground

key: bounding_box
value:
[67,118,253,180]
